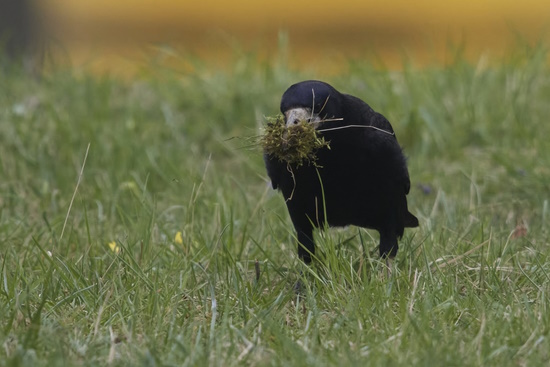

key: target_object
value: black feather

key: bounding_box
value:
[265,80,418,264]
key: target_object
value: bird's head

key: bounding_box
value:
[280,80,343,129]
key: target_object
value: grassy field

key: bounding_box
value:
[1,45,550,366]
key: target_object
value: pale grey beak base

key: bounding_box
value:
[284,108,321,128]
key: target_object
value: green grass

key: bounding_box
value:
[1,44,550,366]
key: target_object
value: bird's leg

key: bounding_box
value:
[293,228,315,294]
[379,230,398,258]
[296,228,315,265]
[379,231,398,279]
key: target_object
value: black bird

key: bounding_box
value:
[264,80,418,264]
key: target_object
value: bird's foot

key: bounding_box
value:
[377,257,394,280]
[294,278,305,296]
[385,257,394,278]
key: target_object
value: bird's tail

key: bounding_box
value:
[404,211,419,228]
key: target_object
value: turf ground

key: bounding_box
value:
[0,45,549,366]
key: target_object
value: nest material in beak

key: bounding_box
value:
[261,115,330,167]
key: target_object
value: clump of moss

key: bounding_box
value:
[261,115,330,166]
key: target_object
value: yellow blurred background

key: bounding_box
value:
[26,0,550,74]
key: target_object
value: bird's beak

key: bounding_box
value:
[284,108,321,128]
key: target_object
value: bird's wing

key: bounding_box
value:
[369,110,419,227]
[367,110,411,195]
[367,108,395,135]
